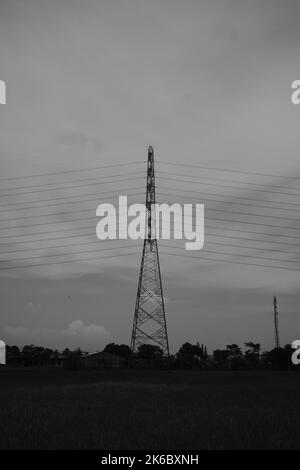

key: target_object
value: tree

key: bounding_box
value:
[104,343,130,360]
[213,349,228,364]
[118,344,131,360]
[226,344,242,358]
[63,348,70,356]
[63,348,82,370]
[244,342,261,366]
[265,347,291,370]
[6,345,21,366]
[138,344,164,368]
[226,344,243,370]
[22,344,35,366]
[176,342,204,369]
[104,343,131,365]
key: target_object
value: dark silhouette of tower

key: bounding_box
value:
[130,146,170,357]
[273,296,280,349]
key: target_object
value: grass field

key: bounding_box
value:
[0,368,299,449]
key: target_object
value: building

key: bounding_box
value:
[81,350,126,369]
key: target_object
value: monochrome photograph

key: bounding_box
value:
[0,0,299,458]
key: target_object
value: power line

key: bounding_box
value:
[1,212,298,263]
[0,176,145,198]
[206,207,299,223]
[1,224,300,248]
[154,213,299,232]
[0,238,137,254]
[0,187,145,209]
[159,250,300,272]
[160,239,299,256]
[0,161,144,181]
[0,193,140,222]
[167,220,300,242]
[0,226,93,244]
[157,176,300,198]
[1,174,298,212]
[161,186,300,208]
[152,219,300,242]
[156,160,300,181]
[0,188,298,218]
[1,209,298,232]
[204,230,300,248]
[160,243,300,265]
[1,236,298,264]
[158,198,300,222]
[0,171,144,192]
[9,167,298,195]
[204,215,299,231]
[0,243,140,263]
[156,220,300,245]
[206,223,300,241]
[1,158,298,182]
[0,222,95,239]
[0,215,95,231]
[207,240,299,255]
[158,191,300,213]
[157,170,300,192]
[0,250,139,271]
[0,192,143,214]
[0,215,299,242]
[1,199,299,224]
[0,242,300,272]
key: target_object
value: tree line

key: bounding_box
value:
[4,341,296,370]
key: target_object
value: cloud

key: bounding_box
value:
[2,320,111,351]
[64,320,109,341]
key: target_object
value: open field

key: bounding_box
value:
[0,368,299,449]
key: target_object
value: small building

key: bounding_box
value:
[50,352,65,367]
[81,350,126,369]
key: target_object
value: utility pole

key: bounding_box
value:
[273,296,280,349]
[130,146,170,357]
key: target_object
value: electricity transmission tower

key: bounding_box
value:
[130,146,170,357]
[273,296,280,349]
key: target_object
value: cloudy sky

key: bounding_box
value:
[0,0,299,352]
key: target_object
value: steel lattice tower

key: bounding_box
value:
[273,296,280,349]
[130,146,170,357]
